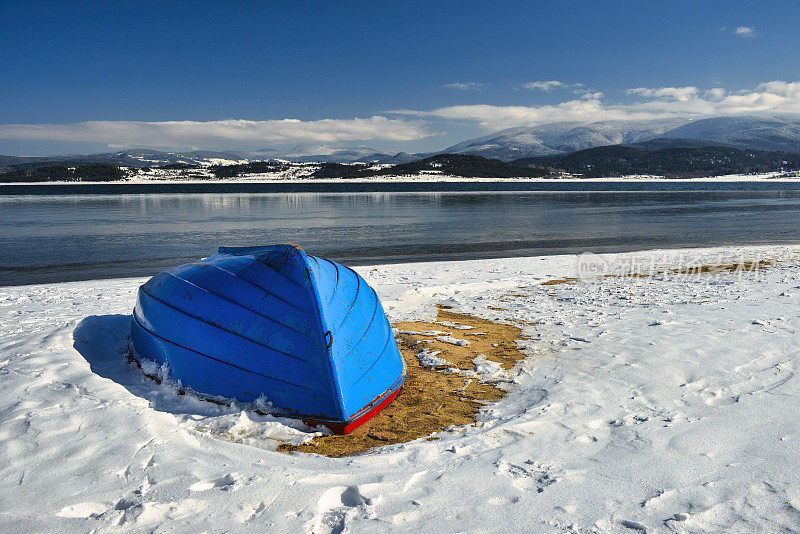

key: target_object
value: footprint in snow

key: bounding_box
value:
[57,496,151,526]
[112,496,145,526]
[690,354,795,405]
[608,413,651,427]
[189,472,240,492]
[56,502,108,519]
[237,501,267,523]
[495,460,558,493]
[310,485,372,534]
[620,519,647,532]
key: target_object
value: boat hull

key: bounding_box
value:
[130,245,406,433]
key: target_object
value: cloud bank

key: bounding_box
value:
[394,81,800,130]
[3,81,799,148]
[0,116,433,148]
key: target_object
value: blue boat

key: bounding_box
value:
[130,244,406,433]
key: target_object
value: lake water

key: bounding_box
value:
[2,181,800,286]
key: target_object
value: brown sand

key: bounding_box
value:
[668,260,772,275]
[277,306,527,457]
[536,260,774,287]
[540,277,578,286]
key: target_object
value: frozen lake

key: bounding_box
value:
[2,182,800,285]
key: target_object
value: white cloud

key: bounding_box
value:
[0,116,434,148]
[392,93,624,130]
[734,26,755,38]
[392,81,800,130]
[522,80,583,91]
[626,86,699,102]
[444,82,484,91]
[703,88,727,100]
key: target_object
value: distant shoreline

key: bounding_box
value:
[1,171,798,189]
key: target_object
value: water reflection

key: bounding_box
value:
[1,190,799,285]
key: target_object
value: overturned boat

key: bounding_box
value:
[130,245,406,434]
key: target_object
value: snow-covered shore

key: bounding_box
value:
[1,171,799,186]
[1,245,799,532]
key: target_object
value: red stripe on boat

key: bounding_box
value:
[307,386,402,435]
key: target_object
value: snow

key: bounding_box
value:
[434,335,471,346]
[414,348,448,369]
[3,171,799,186]
[395,329,450,336]
[198,158,251,166]
[468,354,508,382]
[1,244,800,532]
[435,321,474,330]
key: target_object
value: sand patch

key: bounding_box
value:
[540,277,578,286]
[538,260,774,286]
[278,306,527,457]
[668,260,772,275]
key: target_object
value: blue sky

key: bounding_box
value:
[1,1,799,155]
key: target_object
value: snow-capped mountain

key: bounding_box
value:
[5,116,800,170]
[662,116,800,152]
[239,145,394,163]
[440,116,800,160]
[112,149,250,166]
[440,119,691,159]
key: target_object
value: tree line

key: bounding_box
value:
[0,164,128,182]
[313,154,551,179]
[513,145,800,178]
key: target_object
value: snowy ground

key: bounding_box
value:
[1,245,799,532]
[2,171,799,185]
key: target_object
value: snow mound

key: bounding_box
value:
[434,335,471,346]
[414,348,449,368]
